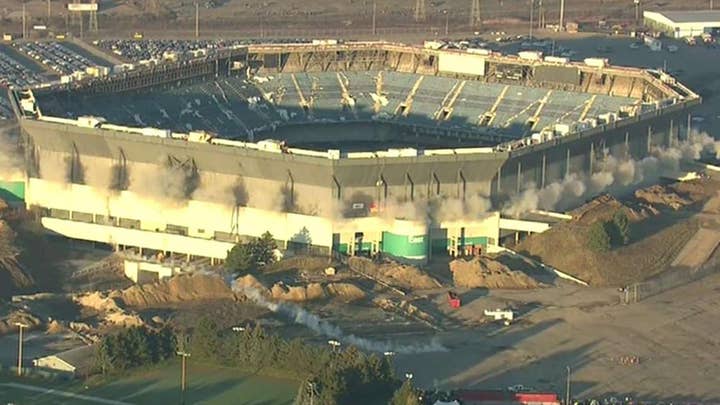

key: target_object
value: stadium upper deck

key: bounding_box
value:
[34,71,636,146]
[27,41,696,153]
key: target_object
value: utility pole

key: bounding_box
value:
[414,0,426,22]
[195,2,199,39]
[565,365,572,405]
[15,323,28,377]
[470,0,481,29]
[559,0,565,31]
[372,0,377,36]
[530,0,535,39]
[22,2,27,40]
[177,351,191,405]
[444,10,449,36]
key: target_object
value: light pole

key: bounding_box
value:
[372,0,377,36]
[328,339,341,353]
[530,0,535,40]
[15,323,28,377]
[177,351,191,405]
[565,365,571,405]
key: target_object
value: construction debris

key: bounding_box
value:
[635,184,692,210]
[115,272,237,308]
[348,256,440,291]
[450,257,539,289]
[0,219,35,298]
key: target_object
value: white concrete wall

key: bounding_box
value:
[124,260,177,282]
[26,178,334,249]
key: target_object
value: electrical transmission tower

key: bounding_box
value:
[414,0,426,22]
[470,0,482,28]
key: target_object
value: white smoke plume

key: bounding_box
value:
[236,286,448,354]
[502,132,720,217]
[0,124,25,181]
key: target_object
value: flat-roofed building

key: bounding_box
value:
[644,10,720,38]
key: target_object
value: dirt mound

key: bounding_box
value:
[0,220,35,298]
[46,319,66,334]
[326,283,365,302]
[569,194,652,224]
[271,282,318,301]
[348,257,440,290]
[450,257,539,289]
[232,274,269,294]
[118,273,236,308]
[0,310,41,335]
[635,185,692,210]
[74,290,143,327]
[517,216,700,286]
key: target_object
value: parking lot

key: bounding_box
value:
[13,41,101,77]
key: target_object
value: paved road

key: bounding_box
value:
[0,382,132,405]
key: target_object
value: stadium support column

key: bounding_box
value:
[647,125,652,154]
[589,142,594,174]
[668,119,674,147]
[687,112,692,140]
[496,165,502,193]
[565,148,570,178]
[516,162,522,194]
[625,131,630,159]
[541,153,546,189]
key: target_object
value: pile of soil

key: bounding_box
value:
[270,281,365,302]
[116,273,237,308]
[0,219,35,298]
[569,194,651,225]
[271,282,326,301]
[348,257,440,290]
[232,274,269,294]
[635,185,692,210]
[326,283,365,302]
[450,257,539,289]
[74,291,144,327]
[516,216,700,286]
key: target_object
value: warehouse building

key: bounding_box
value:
[644,10,720,38]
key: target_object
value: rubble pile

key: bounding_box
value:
[450,257,539,289]
[635,185,692,210]
[116,273,237,308]
[348,257,440,290]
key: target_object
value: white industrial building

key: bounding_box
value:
[644,10,720,38]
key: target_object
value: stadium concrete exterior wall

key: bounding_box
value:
[20,101,695,216]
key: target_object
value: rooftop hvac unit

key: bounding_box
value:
[188,131,213,143]
[77,116,106,128]
[598,113,617,124]
[583,57,609,68]
[518,51,543,61]
[554,123,576,136]
[543,56,569,64]
[257,139,283,152]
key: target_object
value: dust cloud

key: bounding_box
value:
[0,125,24,181]
[502,132,720,217]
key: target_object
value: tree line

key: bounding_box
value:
[93,318,418,404]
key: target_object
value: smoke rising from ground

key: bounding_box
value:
[502,132,720,217]
[236,286,447,354]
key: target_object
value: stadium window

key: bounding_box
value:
[49,208,70,220]
[70,211,94,223]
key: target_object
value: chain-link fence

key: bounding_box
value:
[622,248,720,304]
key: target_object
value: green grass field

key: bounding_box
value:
[0,362,298,405]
